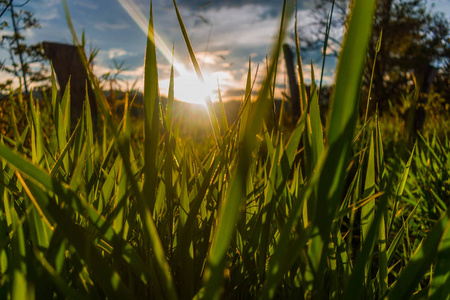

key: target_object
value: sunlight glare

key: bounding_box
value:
[162,67,232,105]
[116,0,230,104]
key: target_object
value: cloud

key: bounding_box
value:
[28,0,61,21]
[174,0,312,12]
[122,66,144,78]
[0,69,20,86]
[169,3,284,78]
[195,50,230,67]
[106,48,129,59]
[0,0,342,101]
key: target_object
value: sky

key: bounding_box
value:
[1,0,449,104]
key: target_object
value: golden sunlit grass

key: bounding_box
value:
[0,0,449,299]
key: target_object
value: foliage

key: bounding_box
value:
[297,0,450,114]
[0,0,449,299]
[366,0,450,112]
[0,0,48,93]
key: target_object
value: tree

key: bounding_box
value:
[295,0,450,114]
[366,0,449,113]
[0,0,48,94]
[295,0,348,59]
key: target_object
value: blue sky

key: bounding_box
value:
[1,0,449,103]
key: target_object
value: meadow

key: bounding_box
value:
[1,0,449,299]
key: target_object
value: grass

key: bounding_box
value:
[1,0,449,299]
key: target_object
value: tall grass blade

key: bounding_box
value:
[217,83,229,132]
[84,89,95,203]
[172,0,220,145]
[11,209,29,300]
[308,79,324,168]
[294,0,307,114]
[29,92,45,167]
[389,208,450,299]
[140,5,178,298]
[202,2,293,299]
[361,133,375,288]
[307,0,377,294]
[142,2,160,213]
[166,45,175,132]
[172,0,203,80]
[69,4,177,299]
[239,57,253,143]
[388,144,416,235]
[429,223,450,299]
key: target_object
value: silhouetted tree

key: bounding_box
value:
[366,0,449,113]
[296,0,450,114]
[0,0,48,93]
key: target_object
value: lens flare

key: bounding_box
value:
[116,0,228,104]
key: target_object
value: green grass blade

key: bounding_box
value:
[308,80,324,168]
[364,30,382,125]
[84,90,95,204]
[202,2,293,298]
[261,150,326,299]
[58,82,71,173]
[217,83,229,132]
[307,0,377,294]
[172,0,221,145]
[32,248,85,300]
[166,45,175,133]
[0,141,155,297]
[389,208,450,299]
[388,144,416,235]
[172,0,203,80]
[24,179,133,299]
[66,0,177,293]
[386,198,422,265]
[239,57,253,143]
[429,222,450,299]
[294,6,307,114]
[205,96,222,146]
[50,62,57,116]
[344,206,382,300]
[361,133,375,287]
[139,6,178,298]
[63,80,71,137]
[29,93,45,167]
[49,120,81,178]
[6,96,22,149]
[142,2,160,213]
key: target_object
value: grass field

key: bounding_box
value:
[0,0,449,299]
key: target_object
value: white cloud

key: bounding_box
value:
[106,48,129,59]
[0,1,341,101]
[29,0,60,21]
[122,66,144,78]
[189,4,281,50]
[196,50,230,66]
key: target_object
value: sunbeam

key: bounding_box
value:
[116,0,232,104]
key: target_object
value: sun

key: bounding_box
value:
[172,68,231,105]
[159,65,232,105]
[117,0,233,105]
[172,70,212,105]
